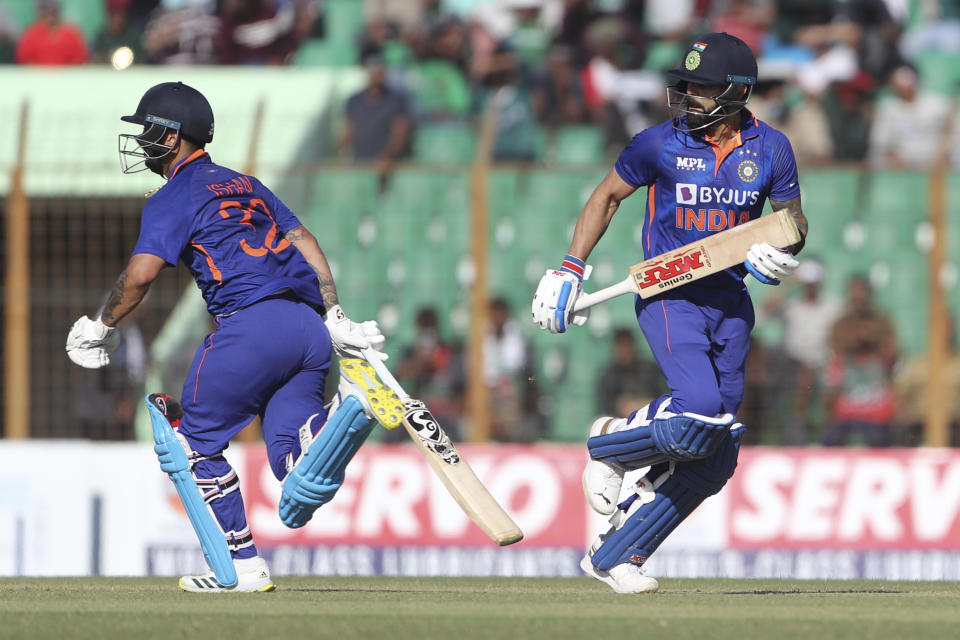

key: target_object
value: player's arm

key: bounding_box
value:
[66,253,166,369]
[532,170,637,334]
[285,224,387,360]
[770,195,807,255]
[284,224,338,308]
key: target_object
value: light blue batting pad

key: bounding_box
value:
[147,395,238,588]
[279,395,374,528]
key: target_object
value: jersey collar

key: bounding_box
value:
[168,149,210,180]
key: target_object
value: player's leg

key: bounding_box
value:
[148,393,274,593]
[278,358,404,528]
[582,424,744,594]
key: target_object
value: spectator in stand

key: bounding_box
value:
[821,275,899,447]
[893,319,960,446]
[748,80,834,166]
[391,306,465,443]
[217,0,305,65]
[708,0,775,56]
[484,297,541,442]
[340,54,412,187]
[91,0,146,66]
[15,0,88,65]
[0,4,20,63]
[531,44,589,127]
[142,0,220,64]
[762,258,843,444]
[405,17,472,120]
[822,71,877,162]
[869,64,954,169]
[596,327,667,419]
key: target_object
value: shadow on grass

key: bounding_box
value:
[716,589,903,595]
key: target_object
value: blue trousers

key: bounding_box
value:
[635,284,754,417]
[177,295,332,557]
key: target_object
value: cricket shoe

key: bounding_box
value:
[180,556,276,593]
[338,359,404,429]
[582,417,627,515]
[580,554,659,594]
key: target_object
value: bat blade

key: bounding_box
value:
[401,399,523,546]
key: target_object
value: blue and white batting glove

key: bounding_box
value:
[745,242,799,286]
[531,255,588,333]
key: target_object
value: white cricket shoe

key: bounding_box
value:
[580,554,659,594]
[179,556,276,593]
[582,417,626,515]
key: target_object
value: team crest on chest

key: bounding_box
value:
[737,159,759,182]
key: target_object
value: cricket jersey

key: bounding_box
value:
[615,111,801,288]
[133,151,325,316]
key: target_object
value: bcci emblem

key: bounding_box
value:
[737,159,759,183]
[684,50,701,70]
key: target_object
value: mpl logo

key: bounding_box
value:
[636,248,707,290]
[676,157,706,171]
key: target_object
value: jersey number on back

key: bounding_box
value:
[217,199,291,258]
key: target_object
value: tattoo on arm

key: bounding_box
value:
[771,196,807,254]
[100,269,129,325]
[284,228,306,242]
[316,273,339,308]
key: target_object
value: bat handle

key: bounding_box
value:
[360,348,410,401]
[572,276,637,312]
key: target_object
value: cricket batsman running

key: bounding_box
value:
[531,33,809,593]
[65,82,401,592]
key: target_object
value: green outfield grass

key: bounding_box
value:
[0,577,957,640]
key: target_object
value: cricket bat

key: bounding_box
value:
[573,209,801,312]
[360,348,524,546]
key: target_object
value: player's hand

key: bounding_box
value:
[66,315,120,369]
[324,304,388,360]
[745,243,799,286]
[531,256,587,333]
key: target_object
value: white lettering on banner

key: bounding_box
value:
[731,453,793,540]
[909,460,960,540]
[838,458,906,541]
[490,455,560,540]
[787,457,846,541]
[356,456,426,537]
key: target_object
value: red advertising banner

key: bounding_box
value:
[241,443,591,548]
[727,448,960,550]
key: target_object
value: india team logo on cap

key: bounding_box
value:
[738,159,759,182]
[685,50,701,70]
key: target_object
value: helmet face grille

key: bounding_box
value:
[118,122,179,175]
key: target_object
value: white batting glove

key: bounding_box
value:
[531,255,589,333]
[745,242,799,286]
[324,304,388,361]
[66,315,119,369]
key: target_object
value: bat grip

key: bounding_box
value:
[360,347,410,401]
[572,276,637,312]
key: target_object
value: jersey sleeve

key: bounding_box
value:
[768,130,802,203]
[131,192,194,266]
[614,126,664,188]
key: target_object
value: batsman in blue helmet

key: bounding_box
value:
[531,33,809,593]
[66,81,403,592]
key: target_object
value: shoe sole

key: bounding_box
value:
[340,359,404,430]
[579,555,659,594]
[179,577,277,593]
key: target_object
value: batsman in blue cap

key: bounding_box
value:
[66,81,402,592]
[531,33,809,593]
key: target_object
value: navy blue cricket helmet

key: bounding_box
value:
[665,33,757,133]
[119,81,214,175]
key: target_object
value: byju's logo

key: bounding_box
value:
[676,183,697,204]
[676,157,706,171]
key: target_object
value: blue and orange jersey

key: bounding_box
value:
[615,111,800,286]
[132,151,325,317]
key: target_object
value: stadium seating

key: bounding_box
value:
[546,125,606,165]
[413,122,477,164]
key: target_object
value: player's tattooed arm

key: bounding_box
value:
[770,196,807,254]
[285,225,339,308]
[100,253,166,326]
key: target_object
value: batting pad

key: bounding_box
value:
[587,412,736,470]
[590,426,743,571]
[279,395,374,528]
[147,395,238,588]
